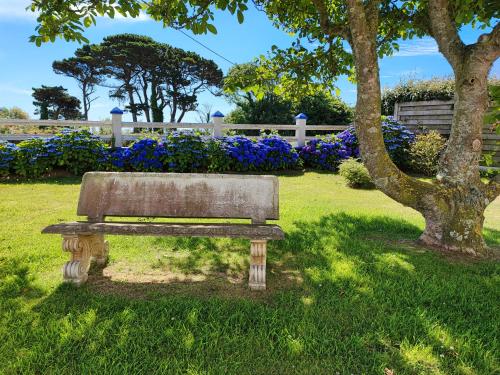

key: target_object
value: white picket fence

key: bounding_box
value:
[0,111,347,147]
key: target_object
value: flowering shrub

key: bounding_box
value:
[50,129,107,175]
[0,123,415,177]
[298,136,353,171]
[128,139,165,172]
[0,141,17,176]
[13,138,57,177]
[336,118,415,169]
[223,135,300,171]
[206,138,232,172]
[103,147,132,171]
[162,131,209,172]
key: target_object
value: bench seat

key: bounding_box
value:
[43,222,285,240]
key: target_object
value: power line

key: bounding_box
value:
[177,29,237,66]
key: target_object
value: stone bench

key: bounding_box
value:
[42,172,284,290]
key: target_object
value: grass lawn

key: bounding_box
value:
[0,172,499,374]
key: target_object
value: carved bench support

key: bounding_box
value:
[249,240,267,290]
[62,234,108,285]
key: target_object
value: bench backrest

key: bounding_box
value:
[77,172,279,222]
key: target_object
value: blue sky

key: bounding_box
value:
[0,0,498,122]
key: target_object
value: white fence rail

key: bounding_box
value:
[0,110,348,147]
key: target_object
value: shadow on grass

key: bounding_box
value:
[0,175,82,185]
[1,213,498,373]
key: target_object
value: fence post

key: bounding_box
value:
[110,107,124,147]
[295,113,308,147]
[211,111,224,137]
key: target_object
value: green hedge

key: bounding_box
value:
[382,78,500,115]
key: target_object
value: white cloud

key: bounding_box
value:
[392,38,439,57]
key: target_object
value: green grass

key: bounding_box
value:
[0,172,499,374]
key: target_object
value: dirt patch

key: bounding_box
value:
[86,262,303,302]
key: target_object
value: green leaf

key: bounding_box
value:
[83,17,92,28]
[207,24,217,34]
[237,10,244,24]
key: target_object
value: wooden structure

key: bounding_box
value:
[394,100,499,168]
[42,172,284,290]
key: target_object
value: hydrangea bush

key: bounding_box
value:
[0,141,18,176]
[50,129,107,175]
[128,138,165,172]
[14,138,57,177]
[223,135,300,172]
[335,117,415,169]
[162,131,209,172]
[298,136,354,171]
[0,122,416,177]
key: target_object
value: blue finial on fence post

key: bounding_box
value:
[211,111,225,137]
[295,113,308,147]
[110,108,124,147]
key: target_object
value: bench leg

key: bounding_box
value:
[90,234,109,266]
[62,235,105,285]
[249,240,267,290]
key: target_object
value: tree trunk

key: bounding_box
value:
[82,84,89,121]
[418,186,488,255]
[127,87,138,123]
[418,50,493,255]
[345,0,496,256]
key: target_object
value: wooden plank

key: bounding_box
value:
[399,105,453,111]
[398,100,454,106]
[221,124,296,130]
[306,125,349,131]
[77,172,279,221]
[122,122,213,129]
[402,119,453,125]
[483,145,499,151]
[400,115,453,121]
[483,134,500,140]
[42,221,285,240]
[0,119,109,127]
[399,109,454,116]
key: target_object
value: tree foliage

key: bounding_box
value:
[224,62,352,125]
[55,34,223,122]
[32,86,81,120]
[53,45,104,120]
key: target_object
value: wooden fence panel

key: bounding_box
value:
[394,100,499,168]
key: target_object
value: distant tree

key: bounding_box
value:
[0,106,29,119]
[159,47,223,123]
[52,45,104,120]
[32,86,81,120]
[224,63,352,125]
[226,94,293,124]
[295,93,353,125]
[196,103,213,123]
[97,34,157,122]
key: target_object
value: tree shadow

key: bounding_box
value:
[1,213,498,373]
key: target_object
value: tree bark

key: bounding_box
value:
[127,86,138,123]
[345,0,498,256]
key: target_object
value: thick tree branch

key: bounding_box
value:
[311,0,349,40]
[473,21,500,63]
[427,0,465,72]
